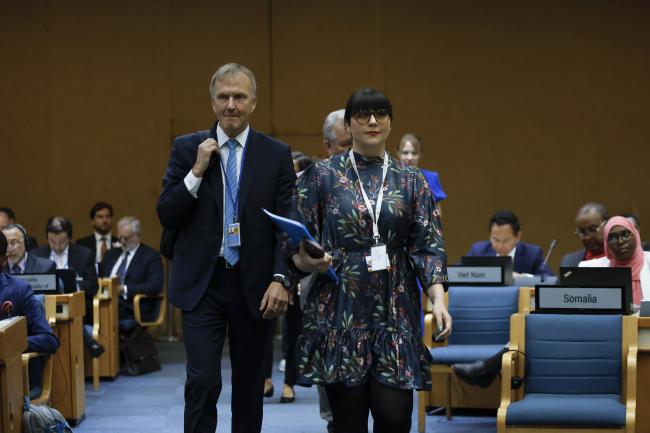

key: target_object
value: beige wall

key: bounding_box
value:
[1,0,649,271]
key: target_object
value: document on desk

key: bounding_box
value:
[262,208,338,283]
[0,316,21,331]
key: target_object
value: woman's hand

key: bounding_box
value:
[291,240,332,274]
[426,283,452,341]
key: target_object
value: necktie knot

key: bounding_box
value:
[226,139,238,151]
[11,264,21,274]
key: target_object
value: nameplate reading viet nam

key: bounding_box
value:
[535,285,625,314]
[12,273,58,294]
[447,266,503,284]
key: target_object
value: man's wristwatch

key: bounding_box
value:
[272,274,292,290]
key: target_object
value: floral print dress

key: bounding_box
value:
[293,151,447,391]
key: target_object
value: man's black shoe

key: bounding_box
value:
[451,361,492,385]
[88,341,105,358]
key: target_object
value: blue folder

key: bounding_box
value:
[262,208,339,283]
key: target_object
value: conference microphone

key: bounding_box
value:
[540,239,557,283]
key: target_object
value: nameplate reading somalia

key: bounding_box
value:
[447,266,502,284]
[536,286,623,311]
[13,273,58,293]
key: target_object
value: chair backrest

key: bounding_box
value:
[524,314,621,395]
[447,285,520,345]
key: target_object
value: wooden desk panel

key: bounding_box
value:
[636,317,650,433]
[49,292,86,424]
[84,280,120,380]
[0,317,27,433]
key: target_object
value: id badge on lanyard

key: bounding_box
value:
[349,149,391,272]
[226,222,241,247]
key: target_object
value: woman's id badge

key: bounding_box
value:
[365,244,390,272]
[226,223,241,247]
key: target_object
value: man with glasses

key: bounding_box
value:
[560,203,608,268]
[1,224,55,274]
[100,216,163,326]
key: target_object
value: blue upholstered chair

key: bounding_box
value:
[497,313,637,433]
[418,285,531,432]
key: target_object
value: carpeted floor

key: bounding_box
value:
[74,341,496,433]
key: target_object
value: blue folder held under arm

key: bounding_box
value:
[262,208,339,283]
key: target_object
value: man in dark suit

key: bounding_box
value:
[157,63,295,433]
[77,201,119,268]
[560,203,608,268]
[0,232,59,354]
[2,224,56,274]
[100,216,163,326]
[0,207,38,251]
[32,216,99,318]
[466,210,554,277]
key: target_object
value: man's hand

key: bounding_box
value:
[260,281,289,319]
[192,138,220,178]
[291,240,332,274]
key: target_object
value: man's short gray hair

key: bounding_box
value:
[118,216,141,235]
[322,109,345,142]
[209,63,257,98]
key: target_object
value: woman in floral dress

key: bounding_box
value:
[290,88,451,433]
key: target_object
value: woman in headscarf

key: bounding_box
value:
[579,215,650,309]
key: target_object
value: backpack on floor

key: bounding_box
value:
[23,397,73,433]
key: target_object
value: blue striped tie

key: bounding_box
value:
[224,139,240,266]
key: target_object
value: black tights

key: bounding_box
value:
[325,377,413,433]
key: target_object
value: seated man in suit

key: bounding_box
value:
[0,232,59,353]
[0,207,38,251]
[77,201,119,268]
[32,216,104,357]
[466,210,554,277]
[2,224,56,274]
[100,216,163,330]
[560,203,608,268]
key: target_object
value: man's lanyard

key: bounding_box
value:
[218,138,248,223]
[349,149,389,245]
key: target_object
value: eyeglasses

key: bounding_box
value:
[351,109,390,124]
[607,230,633,244]
[118,233,137,243]
[574,222,605,238]
[7,238,24,247]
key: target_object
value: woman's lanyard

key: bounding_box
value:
[349,149,389,245]
[349,149,391,272]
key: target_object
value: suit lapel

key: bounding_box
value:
[125,247,143,281]
[237,129,262,218]
[513,242,524,270]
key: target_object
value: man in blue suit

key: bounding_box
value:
[466,210,554,277]
[2,224,56,274]
[157,63,295,433]
[100,216,163,326]
[0,232,59,354]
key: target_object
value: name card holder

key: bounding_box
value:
[13,273,59,294]
[535,285,627,314]
[447,265,507,286]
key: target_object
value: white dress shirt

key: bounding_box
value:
[50,246,69,270]
[9,253,27,273]
[183,124,249,256]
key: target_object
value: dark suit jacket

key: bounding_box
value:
[466,240,555,277]
[156,124,295,315]
[2,254,56,274]
[31,244,99,298]
[100,244,163,321]
[0,273,59,354]
[77,234,118,262]
[560,249,586,268]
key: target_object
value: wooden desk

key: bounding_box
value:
[84,278,120,382]
[0,317,27,433]
[49,292,86,425]
[636,317,650,432]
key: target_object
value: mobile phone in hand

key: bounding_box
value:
[303,239,325,259]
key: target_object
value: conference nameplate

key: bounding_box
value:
[448,266,504,285]
[13,273,58,294]
[535,285,625,314]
